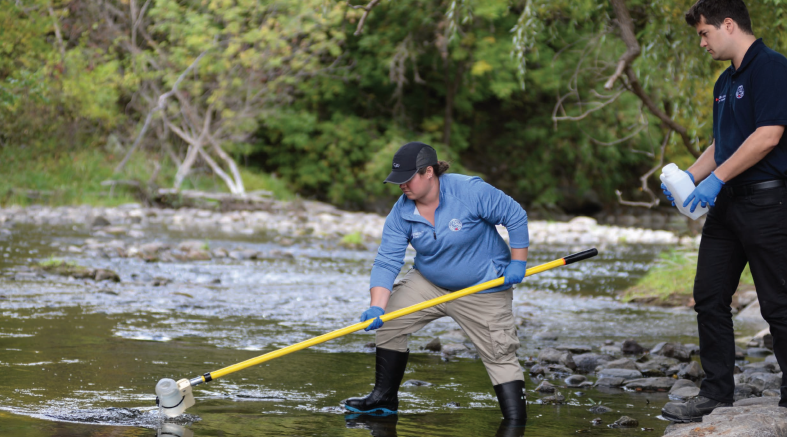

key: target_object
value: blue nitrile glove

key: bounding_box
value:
[503,260,528,286]
[360,306,385,331]
[683,171,724,212]
[661,170,695,206]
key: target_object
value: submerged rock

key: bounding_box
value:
[609,416,638,428]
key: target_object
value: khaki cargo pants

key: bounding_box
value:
[375,269,524,386]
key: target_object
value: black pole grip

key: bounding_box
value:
[563,248,598,265]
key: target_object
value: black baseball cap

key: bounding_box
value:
[384,142,438,184]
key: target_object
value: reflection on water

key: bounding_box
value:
[0,224,734,436]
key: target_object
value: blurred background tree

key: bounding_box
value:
[1,0,784,212]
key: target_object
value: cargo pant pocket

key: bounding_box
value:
[488,315,519,360]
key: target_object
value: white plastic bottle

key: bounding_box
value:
[659,163,708,220]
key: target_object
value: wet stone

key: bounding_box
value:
[540,392,565,404]
[600,345,622,356]
[650,342,691,362]
[669,386,701,401]
[734,384,754,401]
[597,368,642,380]
[538,348,576,370]
[95,269,120,282]
[623,377,675,391]
[602,358,638,371]
[565,375,587,387]
[747,347,773,357]
[588,405,613,414]
[748,373,782,395]
[440,343,468,356]
[670,379,698,393]
[620,339,644,355]
[677,361,704,381]
[535,380,556,393]
[609,416,638,428]
[555,344,593,354]
[595,377,625,387]
[762,389,780,397]
[573,353,614,374]
[743,361,780,374]
[92,216,111,227]
[423,338,441,352]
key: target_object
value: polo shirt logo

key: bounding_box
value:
[449,219,462,231]
[412,231,424,239]
[736,85,744,99]
[717,95,726,103]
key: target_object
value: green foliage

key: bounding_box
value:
[2,0,785,212]
[622,249,754,304]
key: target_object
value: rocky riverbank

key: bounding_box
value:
[0,201,701,247]
[478,334,779,436]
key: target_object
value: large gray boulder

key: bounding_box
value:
[664,397,787,437]
[597,368,643,380]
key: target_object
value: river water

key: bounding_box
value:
[0,222,748,436]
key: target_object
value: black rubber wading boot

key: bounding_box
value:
[494,380,527,427]
[343,348,409,415]
[345,413,399,437]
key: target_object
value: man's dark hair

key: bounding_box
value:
[685,0,753,35]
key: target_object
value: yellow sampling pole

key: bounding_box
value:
[186,248,598,386]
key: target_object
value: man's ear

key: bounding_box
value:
[724,17,736,34]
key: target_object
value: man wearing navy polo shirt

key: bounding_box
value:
[659,0,787,423]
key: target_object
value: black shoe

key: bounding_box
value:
[494,380,527,426]
[661,396,732,423]
[345,413,399,437]
[343,348,409,414]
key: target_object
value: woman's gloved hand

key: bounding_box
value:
[360,306,385,331]
[503,260,527,286]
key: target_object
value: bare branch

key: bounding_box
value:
[603,0,640,90]
[602,0,700,158]
[349,0,381,36]
[114,49,209,174]
[615,129,671,208]
[47,3,66,67]
[553,87,625,122]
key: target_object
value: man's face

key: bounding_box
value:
[695,16,732,61]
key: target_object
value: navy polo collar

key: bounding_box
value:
[731,38,764,76]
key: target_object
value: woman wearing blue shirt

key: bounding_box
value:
[343,142,530,425]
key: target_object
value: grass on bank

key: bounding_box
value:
[622,249,754,306]
[0,146,293,207]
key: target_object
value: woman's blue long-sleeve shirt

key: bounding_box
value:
[370,173,529,294]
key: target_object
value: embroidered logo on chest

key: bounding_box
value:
[448,219,463,231]
[716,94,726,103]
[412,231,424,239]
[736,85,744,99]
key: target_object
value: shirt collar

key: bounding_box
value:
[731,38,764,76]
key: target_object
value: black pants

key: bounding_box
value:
[694,184,787,406]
